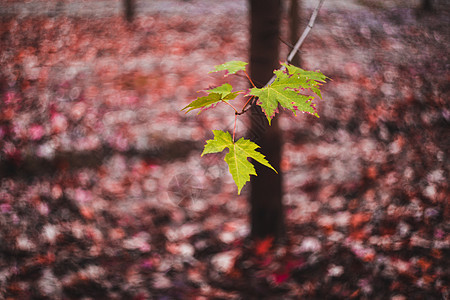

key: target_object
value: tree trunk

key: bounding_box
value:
[289,0,301,67]
[123,0,135,22]
[421,0,432,11]
[248,0,284,241]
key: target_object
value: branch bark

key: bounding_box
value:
[287,0,324,63]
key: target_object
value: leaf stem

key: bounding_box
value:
[244,70,256,88]
[221,100,238,114]
[233,114,237,142]
[238,95,255,115]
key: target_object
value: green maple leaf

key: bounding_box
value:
[283,63,327,84]
[202,130,277,194]
[283,63,327,98]
[209,61,248,76]
[247,64,326,124]
[247,70,315,124]
[205,83,240,100]
[182,84,240,114]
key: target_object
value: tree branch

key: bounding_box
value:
[264,0,325,88]
[239,95,255,115]
[221,100,238,114]
[287,0,324,63]
[278,37,302,55]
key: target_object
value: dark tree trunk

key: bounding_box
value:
[421,0,432,11]
[289,0,301,67]
[248,0,284,241]
[123,0,135,22]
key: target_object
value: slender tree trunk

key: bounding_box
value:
[248,0,284,241]
[289,0,301,67]
[421,0,432,11]
[123,0,135,22]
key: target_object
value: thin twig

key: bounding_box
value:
[233,114,237,142]
[221,100,238,113]
[287,0,324,63]
[278,37,303,56]
[234,73,264,87]
[264,0,325,88]
[239,95,255,115]
[240,105,252,115]
[244,71,256,88]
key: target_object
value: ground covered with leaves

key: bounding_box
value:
[0,0,449,299]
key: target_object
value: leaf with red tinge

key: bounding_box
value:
[209,60,248,76]
[247,64,327,124]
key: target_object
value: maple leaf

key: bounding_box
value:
[255,236,274,256]
[248,64,327,124]
[273,271,290,284]
[182,84,240,114]
[201,130,277,194]
[284,63,327,84]
[209,61,248,76]
[283,63,327,98]
[205,83,240,100]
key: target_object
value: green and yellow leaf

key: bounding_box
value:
[182,84,240,114]
[202,130,277,194]
[247,64,327,124]
[209,61,248,76]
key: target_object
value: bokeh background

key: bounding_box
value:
[0,0,448,299]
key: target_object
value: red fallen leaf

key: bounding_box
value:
[255,236,274,256]
[34,252,55,265]
[29,124,45,141]
[290,258,305,269]
[133,293,148,300]
[417,258,432,272]
[280,157,291,171]
[423,274,436,285]
[431,249,442,259]
[362,251,375,262]
[350,289,360,298]
[349,229,368,241]
[351,213,370,229]
[365,165,378,180]
[2,107,15,120]
[229,267,242,279]
[80,206,94,219]
[390,280,403,291]
[273,271,289,284]
[7,282,22,293]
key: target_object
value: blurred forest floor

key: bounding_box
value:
[0,0,449,299]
